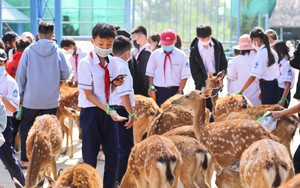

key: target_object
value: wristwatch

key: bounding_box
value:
[177,91,184,94]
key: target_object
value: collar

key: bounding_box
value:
[114,56,127,65]
[139,43,150,51]
[91,50,110,66]
[198,39,215,51]
[258,44,266,52]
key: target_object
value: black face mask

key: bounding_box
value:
[133,40,140,49]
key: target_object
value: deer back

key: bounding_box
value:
[163,125,196,139]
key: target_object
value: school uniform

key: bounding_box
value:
[277,57,295,108]
[227,51,261,106]
[78,51,119,188]
[135,44,151,96]
[250,45,280,104]
[69,47,88,82]
[0,73,25,185]
[146,47,191,106]
[109,57,135,183]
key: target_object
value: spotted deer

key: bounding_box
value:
[25,115,63,187]
[163,125,196,139]
[167,135,212,188]
[160,94,183,110]
[57,83,80,158]
[227,105,299,152]
[133,95,161,144]
[171,89,278,169]
[56,163,103,188]
[240,139,294,188]
[120,135,182,188]
[278,174,300,188]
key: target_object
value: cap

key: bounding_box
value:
[117,29,131,40]
[0,49,7,61]
[160,29,176,46]
[2,31,18,43]
[233,34,253,50]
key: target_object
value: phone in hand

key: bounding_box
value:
[112,74,127,82]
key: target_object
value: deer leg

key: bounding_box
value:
[69,118,74,158]
[51,159,58,180]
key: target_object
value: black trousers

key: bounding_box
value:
[0,117,25,185]
[19,107,57,161]
[278,88,291,108]
[155,86,179,107]
[259,79,280,105]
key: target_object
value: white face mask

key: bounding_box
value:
[199,39,211,46]
[65,48,74,55]
[94,45,112,58]
[252,41,260,51]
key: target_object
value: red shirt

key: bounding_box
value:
[6,51,23,78]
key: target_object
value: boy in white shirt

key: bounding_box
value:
[77,23,126,188]
[146,29,191,106]
[0,49,25,186]
[110,36,135,183]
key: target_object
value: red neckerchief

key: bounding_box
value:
[163,51,172,82]
[74,53,79,73]
[134,49,140,58]
[89,52,110,103]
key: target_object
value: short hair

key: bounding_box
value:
[149,33,160,43]
[265,29,278,41]
[131,26,147,36]
[113,36,132,56]
[92,23,117,39]
[16,38,31,52]
[0,40,5,50]
[60,38,76,48]
[38,21,54,36]
[196,25,212,38]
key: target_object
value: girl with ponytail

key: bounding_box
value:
[238,27,280,104]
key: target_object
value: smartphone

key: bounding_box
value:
[112,74,127,82]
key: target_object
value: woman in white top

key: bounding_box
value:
[227,34,261,106]
[239,27,280,105]
[273,41,295,108]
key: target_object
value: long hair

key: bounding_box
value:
[273,41,290,62]
[250,27,275,67]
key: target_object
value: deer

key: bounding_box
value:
[57,83,80,158]
[120,135,182,188]
[226,104,299,153]
[171,89,278,169]
[160,94,183,110]
[133,95,161,144]
[278,174,300,188]
[25,114,63,187]
[240,138,294,188]
[56,163,103,188]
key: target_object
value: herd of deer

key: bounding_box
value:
[13,71,300,187]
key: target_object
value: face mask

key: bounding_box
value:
[94,45,112,58]
[65,48,74,55]
[133,40,140,49]
[162,45,175,52]
[199,39,210,46]
[252,41,260,51]
[0,66,5,76]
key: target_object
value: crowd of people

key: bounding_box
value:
[0,21,300,188]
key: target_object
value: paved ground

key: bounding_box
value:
[1,75,300,187]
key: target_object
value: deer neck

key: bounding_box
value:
[193,98,206,137]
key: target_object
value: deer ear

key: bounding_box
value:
[217,70,225,80]
[208,72,213,78]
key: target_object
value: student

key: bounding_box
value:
[146,29,191,106]
[110,36,135,183]
[273,41,295,108]
[16,22,71,168]
[2,31,18,61]
[238,27,280,105]
[227,34,260,106]
[148,33,161,51]
[77,23,126,188]
[60,38,88,86]
[271,103,300,174]
[290,44,300,104]
[0,49,25,186]
[131,26,152,96]
[265,29,278,46]
[189,25,227,112]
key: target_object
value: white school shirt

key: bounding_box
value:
[226,59,235,94]
[0,72,20,116]
[146,47,191,87]
[227,51,261,106]
[198,40,216,75]
[250,45,280,80]
[70,47,88,82]
[77,51,119,108]
[278,57,295,89]
[109,57,135,107]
